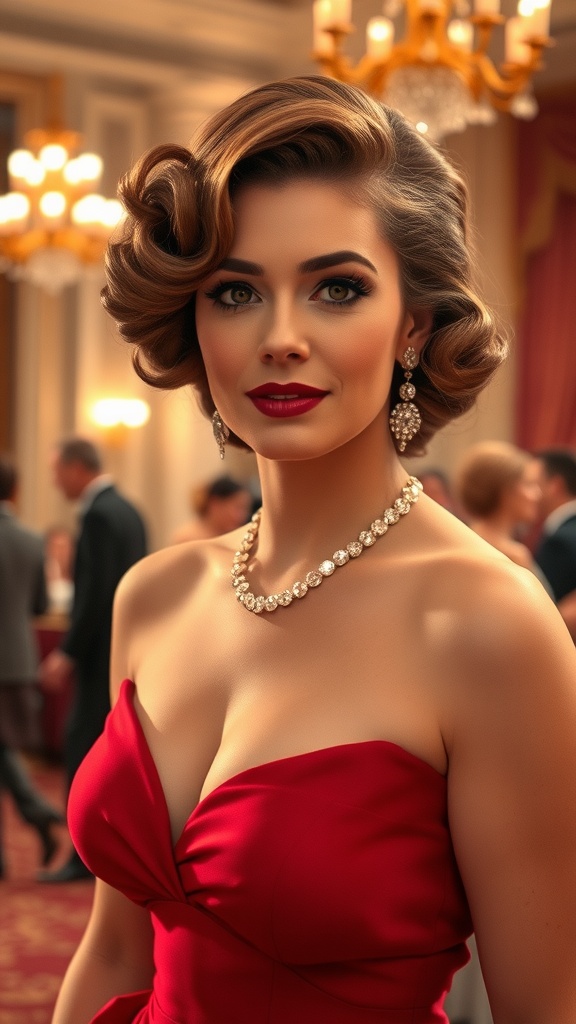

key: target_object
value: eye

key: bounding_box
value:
[224,285,255,306]
[311,275,371,306]
[204,280,260,309]
[325,283,352,302]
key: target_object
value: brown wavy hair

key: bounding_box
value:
[456,441,529,518]
[102,75,506,456]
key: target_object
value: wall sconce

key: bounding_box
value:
[91,397,150,446]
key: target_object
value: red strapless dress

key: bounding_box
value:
[68,679,472,1023]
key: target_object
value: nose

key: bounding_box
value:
[258,298,310,365]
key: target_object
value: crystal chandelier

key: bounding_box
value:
[312,0,553,142]
[0,76,124,293]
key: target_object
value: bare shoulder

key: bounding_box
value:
[413,498,576,737]
[115,540,206,614]
[417,507,576,1020]
[115,530,239,614]
[110,529,243,696]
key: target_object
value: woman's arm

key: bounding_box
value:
[444,569,576,1024]
[52,559,159,1023]
[52,880,154,1024]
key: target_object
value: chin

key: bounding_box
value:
[230,410,385,464]
[247,430,358,464]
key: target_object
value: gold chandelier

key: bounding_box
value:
[312,0,553,142]
[0,76,124,293]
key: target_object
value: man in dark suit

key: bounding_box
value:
[533,448,576,602]
[40,438,147,881]
[0,455,64,877]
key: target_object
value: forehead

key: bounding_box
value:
[229,179,396,267]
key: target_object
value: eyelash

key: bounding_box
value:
[312,275,372,306]
[204,280,259,313]
[204,274,372,312]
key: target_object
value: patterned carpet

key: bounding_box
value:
[0,760,93,1024]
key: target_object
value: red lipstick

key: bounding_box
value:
[246,382,328,418]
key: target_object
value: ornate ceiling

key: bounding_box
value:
[0,0,311,87]
[0,0,574,90]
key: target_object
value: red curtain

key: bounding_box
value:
[515,96,576,449]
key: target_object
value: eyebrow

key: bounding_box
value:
[217,250,378,277]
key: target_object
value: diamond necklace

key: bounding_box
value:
[231,476,422,614]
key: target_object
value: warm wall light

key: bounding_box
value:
[91,398,151,430]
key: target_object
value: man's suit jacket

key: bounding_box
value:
[61,484,147,685]
[0,505,47,683]
[535,514,576,602]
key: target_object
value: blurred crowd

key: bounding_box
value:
[426,444,576,622]
[1,437,576,880]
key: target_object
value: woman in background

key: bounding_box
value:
[455,440,548,581]
[170,474,252,544]
[52,77,576,1024]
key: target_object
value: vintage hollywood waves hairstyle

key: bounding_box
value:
[102,76,506,456]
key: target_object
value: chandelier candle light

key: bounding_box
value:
[0,76,124,292]
[312,0,553,141]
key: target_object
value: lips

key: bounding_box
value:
[246,383,328,399]
[245,382,329,419]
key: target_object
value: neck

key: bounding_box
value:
[251,411,410,588]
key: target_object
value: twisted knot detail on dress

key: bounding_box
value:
[69,679,472,1024]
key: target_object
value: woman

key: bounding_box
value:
[455,440,545,573]
[170,474,252,544]
[53,78,576,1024]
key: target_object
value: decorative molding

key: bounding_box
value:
[0,69,49,137]
[83,90,148,191]
[0,1,291,85]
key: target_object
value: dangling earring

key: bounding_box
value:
[389,346,422,453]
[212,410,230,460]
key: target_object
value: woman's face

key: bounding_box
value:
[502,463,543,527]
[195,180,429,462]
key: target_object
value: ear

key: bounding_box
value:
[395,307,433,363]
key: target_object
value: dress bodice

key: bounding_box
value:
[69,678,472,1024]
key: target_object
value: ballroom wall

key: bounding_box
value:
[0,0,574,547]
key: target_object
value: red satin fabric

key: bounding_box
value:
[69,679,472,1023]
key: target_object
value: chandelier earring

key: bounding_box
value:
[212,409,230,460]
[389,346,422,453]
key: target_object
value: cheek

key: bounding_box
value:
[196,304,226,368]
[196,326,239,393]
[513,486,538,521]
[196,297,256,367]
[525,489,540,514]
[337,321,396,393]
